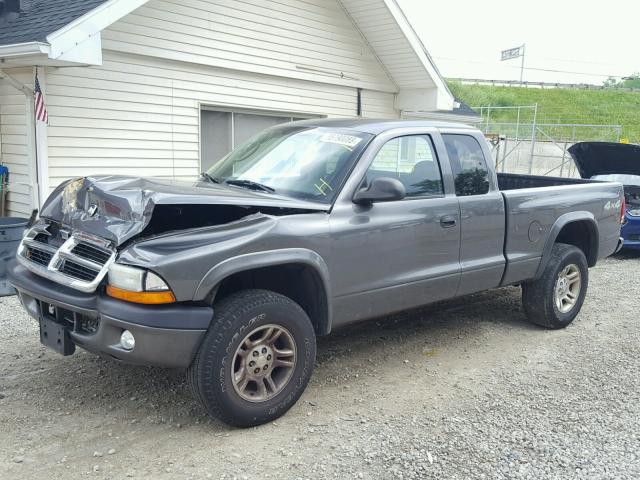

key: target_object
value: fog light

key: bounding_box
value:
[120,330,135,351]
[18,293,39,319]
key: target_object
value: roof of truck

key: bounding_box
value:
[292,118,475,135]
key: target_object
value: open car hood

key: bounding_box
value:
[568,142,640,178]
[39,176,328,246]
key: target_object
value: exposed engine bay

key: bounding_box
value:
[38,176,328,247]
[140,204,313,241]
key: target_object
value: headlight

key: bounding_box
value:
[627,209,640,217]
[107,264,175,304]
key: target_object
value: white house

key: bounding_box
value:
[0,0,472,217]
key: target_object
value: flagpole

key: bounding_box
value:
[29,66,40,210]
[33,66,41,209]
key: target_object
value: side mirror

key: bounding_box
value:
[353,177,406,205]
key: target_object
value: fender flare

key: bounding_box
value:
[193,248,332,333]
[534,211,599,279]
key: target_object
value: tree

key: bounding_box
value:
[603,73,640,89]
[621,73,640,89]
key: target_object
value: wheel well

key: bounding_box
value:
[555,220,598,267]
[213,264,330,335]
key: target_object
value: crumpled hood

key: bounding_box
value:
[568,142,640,178]
[39,175,328,246]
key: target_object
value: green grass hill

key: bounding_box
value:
[448,82,640,143]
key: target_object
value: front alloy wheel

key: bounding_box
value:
[232,324,297,402]
[188,289,316,427]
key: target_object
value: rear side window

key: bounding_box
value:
[443,134,490,196]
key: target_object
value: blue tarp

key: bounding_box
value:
[0,165,8,191]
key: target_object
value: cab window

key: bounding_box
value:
[443,134,490,196]
[365,135,443,198]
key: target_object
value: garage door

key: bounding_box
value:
[200,109,309,171]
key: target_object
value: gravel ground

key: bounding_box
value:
[1,252,639,479]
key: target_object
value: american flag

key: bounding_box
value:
[34,73,48,124]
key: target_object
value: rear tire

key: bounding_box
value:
[522,243,588,329]
[188,289,316,427]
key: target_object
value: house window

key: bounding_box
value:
[200,108,309,171]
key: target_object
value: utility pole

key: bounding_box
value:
[519,44,526,83]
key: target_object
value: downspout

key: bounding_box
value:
[0,69,40,211]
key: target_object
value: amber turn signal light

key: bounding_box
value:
[106,285,176,304]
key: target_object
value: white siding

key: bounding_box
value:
[42,0,401,190]
[361,89,396,117]
[0,68,32,216]
[341,0,436,90]
[102,0,397,92]
[45,50,398,188]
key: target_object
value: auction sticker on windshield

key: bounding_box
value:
[320,133,363,149]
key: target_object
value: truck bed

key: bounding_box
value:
[497,173,623,287]
[497,172,596,190]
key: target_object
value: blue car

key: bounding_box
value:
[621,210,640,249]
[569,142,640,250]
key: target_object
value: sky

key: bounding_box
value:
[397,0,640,85]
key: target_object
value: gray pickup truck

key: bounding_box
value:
[9,119,624,427]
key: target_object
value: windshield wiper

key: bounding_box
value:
[224,179,276,193]
[200,172,220,184]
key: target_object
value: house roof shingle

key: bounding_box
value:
[452,99,479,117]
[0,0,106,46]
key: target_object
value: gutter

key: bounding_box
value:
[0,41,50,58]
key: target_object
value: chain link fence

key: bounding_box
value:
[476,105,623,177]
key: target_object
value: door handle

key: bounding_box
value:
[439,215,457,228]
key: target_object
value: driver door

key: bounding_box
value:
[329,132,461,327]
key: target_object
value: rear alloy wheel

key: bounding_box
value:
[553,264,582,314]
[522,243,588,329]
[188,289,316,427]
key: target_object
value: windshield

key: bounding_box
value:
[205,125,372,203]
[592,174,640,187]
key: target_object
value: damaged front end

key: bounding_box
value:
[18,175,327,296]
[39,175,327,246]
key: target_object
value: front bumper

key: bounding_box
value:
[8,262,212,368]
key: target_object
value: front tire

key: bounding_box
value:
[522,243,588,329]
[188,289,316,427]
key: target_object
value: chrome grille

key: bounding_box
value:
[71,242,112,265]
[59,260,98,282]
[25,246,54,266]
[17,223,116,293]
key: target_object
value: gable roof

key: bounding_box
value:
[0,0,453,110]
[340,0,453,109]
[0,0,107,45]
